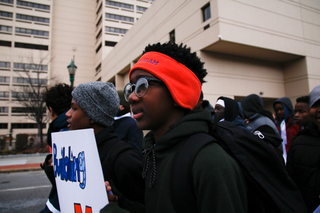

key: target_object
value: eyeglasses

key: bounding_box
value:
[124,77,165,102]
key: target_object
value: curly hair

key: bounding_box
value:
[143,42,207,84]
[43,83,73,116]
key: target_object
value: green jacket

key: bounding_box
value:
[142,110,247,213]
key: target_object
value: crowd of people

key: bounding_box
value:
[39,42,320,213]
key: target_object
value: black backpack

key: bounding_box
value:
[172,114,307,213]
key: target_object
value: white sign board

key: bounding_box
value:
[52,128,108,213]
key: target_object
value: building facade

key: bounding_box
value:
[0,0,153,146]
[96,0,320,112]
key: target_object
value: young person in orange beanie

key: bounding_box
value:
[103,42,247,213]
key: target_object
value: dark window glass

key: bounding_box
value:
[169,30,175,44]
[105,41,117,47]
[202,3,211,22]
[14,42,48,50]
[0,123,8,129]
[96,43,102,53]
[0,40,11,47]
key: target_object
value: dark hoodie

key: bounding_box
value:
[241,94,278,135]
[217,96,246,128]
[142,110,247,213]
[273,97,301,151]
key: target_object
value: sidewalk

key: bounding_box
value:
[0,153,49,173]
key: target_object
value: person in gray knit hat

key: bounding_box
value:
[65,81,145,210]
[71,81,119,127]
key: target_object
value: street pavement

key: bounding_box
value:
[0,153,49,173]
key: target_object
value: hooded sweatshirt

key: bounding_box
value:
[273,97,301,152]
[216,96,246,128]
[142,110,247,213]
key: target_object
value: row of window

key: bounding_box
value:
[105,26,127,34]
[0,91,43,99]
[0,123,46,129]
[0,77,47,84]
[17,0,50,11]
[15,27,49,37]
[106,13,134,23]
[0,107,45,113]
[105,0,148,12]
[0,61,48,71]
[0,11,50,24]
[0,40,49,50]
[1,0,50,11]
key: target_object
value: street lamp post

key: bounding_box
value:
[9,127,12,150]
[67,56,77,87]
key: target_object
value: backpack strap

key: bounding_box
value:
[171,132,216,213]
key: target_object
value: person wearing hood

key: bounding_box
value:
[273,97,301,162]
[241,94,283,160]
[287,84,320,213]
[215,96,246,128]
[103,42,247,213]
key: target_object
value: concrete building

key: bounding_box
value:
[96,0,320,112]
[0,0,153,146]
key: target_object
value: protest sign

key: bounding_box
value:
[52,128,108,213]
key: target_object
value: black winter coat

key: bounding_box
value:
[287,123,320,213]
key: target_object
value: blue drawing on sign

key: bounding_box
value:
[53,144,86,189]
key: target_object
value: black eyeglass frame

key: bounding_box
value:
[124,77,165,102]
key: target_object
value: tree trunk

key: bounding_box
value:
[38,123,43,148]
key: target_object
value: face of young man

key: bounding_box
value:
[294,102,311,127]
[310,100,320,130]
[65,98,91,131]
[214,104,225,120]
[274,103,285,120]
[128,69,181,139]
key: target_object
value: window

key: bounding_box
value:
[16,27,49,37]
[106,13,134,22]
[105,26,127,34]
[0,91,9,98]
[137,6,147,12]
[0,11,13,18]
[17,0,50,11]
[0,25,12,33]
[13,77,47,85]
[0,40,11,47]
[105,41,117,46]
[11,123,46,129]
[95,63,101,74]
[16,14,49,23]
[202,3,211,22]
[0,76,9,83]
[0,123,8,129]
[0,61,10,68]
[0,107,8,113]
[96,42,102,53]
[14,42,48,50]
[13,63,48,71]
[96,29,102,40]
[96,16,102,28]
[169,30,175,44]
[12,107,45,113]
[0,0,13,4]
[106,1,133,10]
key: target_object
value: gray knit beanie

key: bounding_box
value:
[72,82,119,127]
[309,84,320,108]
